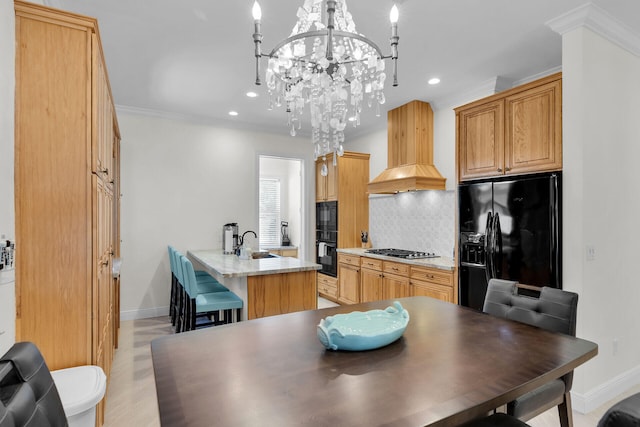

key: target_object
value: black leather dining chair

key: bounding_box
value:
[0,342,68,427]
[481,279,579,427]
[597,391,640,427]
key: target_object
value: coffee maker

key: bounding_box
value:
[223,223,239,254]
[281,221,291,246]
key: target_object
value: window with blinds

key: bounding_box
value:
[259,178,281,247]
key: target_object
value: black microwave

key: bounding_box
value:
[316,201,337,231]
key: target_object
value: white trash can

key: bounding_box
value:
[51,365,107,427]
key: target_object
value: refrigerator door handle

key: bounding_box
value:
[484,212,494,282]
[491,212,502,278]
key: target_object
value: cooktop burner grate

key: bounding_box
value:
[365,248,439,259]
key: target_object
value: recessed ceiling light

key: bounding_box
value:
[428,78,441,85]
[348,116,356,122]
[246,91,258,98]
[229,111,239,116]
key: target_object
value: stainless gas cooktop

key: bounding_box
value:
[365,248,439,260]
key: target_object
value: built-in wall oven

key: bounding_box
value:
[316,201,338,277]
[316,201,337,231]
[316,233,337,277]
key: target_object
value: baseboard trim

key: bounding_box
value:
[572,364,640,413]
[120,306,169,321]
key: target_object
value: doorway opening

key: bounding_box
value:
[258,156,304,259]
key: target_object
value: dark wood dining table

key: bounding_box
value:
[151,296,598,427]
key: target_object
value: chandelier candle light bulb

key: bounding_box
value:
[251,0,399,160]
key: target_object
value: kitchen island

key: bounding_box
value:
[187,250,321,320]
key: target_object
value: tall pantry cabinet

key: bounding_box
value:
[14,2,120,422]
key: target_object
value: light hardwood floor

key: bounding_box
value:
[104,304,638,427]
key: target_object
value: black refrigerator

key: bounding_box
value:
[458,172,562,310]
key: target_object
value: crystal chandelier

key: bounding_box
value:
[252,0,399,164]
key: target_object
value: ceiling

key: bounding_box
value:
[51,0,640,140]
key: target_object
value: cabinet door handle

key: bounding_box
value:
[497,168,502,172]
[505,167,511,172]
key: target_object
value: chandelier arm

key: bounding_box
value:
[326,0,336,61]
[253,19,263,85]
[265,30,385,59]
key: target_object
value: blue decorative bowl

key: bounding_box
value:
[317,301,410,351]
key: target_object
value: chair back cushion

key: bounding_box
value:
[180,256,198,298]
[173,250,185,285]
[167,246,176,276]
[0,342,67,427]
[483,279,578,336]
[597,391,640,427]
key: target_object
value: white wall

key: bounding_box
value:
[562,27,640,409]
[118,113,316,319]
[0,0,16,355]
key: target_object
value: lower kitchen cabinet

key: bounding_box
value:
[361,258,383,303]
[269,248,298,258]
[330,253,455,305]
[410,266,454,303]
[338,253,360,304]
[382,260,410,300]
[318,273,338,301]
[383,273,411,300]
[411,280,453,302]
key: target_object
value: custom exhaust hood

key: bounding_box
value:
[368,100,446,194]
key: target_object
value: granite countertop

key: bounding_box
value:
[188,249,321,279]
[337,248,455,271]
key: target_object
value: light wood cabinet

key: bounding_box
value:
[337,253,360,305]
[315,152,369,248]
[360,257,383,303]
[359,257,455,304]
[456,73,562,181]
[382,273,411,300]
[14,3,120,423]
[316,152,369,301]
[247,271,317,319]
[317,273,338,301]
[361,257,412,302]
[360,267,383,303]
[269,248,298,258]
[410,266,454,303]
[315,157,337,201]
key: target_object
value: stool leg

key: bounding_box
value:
[236,308,242,322]
[170,275,177,325]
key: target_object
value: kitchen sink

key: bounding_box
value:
[252,252,277,259]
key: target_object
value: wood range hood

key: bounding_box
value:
[368,100,446,194]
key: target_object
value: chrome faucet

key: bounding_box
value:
[239,230,257,247]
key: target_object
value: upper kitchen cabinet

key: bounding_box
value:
[456,73,562,181]
[315,152,370,248]
[315,156,337,201]
[14,3,120,423]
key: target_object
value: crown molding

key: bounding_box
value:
[546,2,640,58]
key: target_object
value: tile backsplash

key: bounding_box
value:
[368,190,455,258]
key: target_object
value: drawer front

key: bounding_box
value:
[317,274,338,298]
[360,257,382,271]
[383,261,410,276]
[411,266,452,286]
[411,279,453,303]
[338,253,360,267]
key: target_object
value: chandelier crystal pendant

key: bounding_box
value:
[252,0,399,165]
